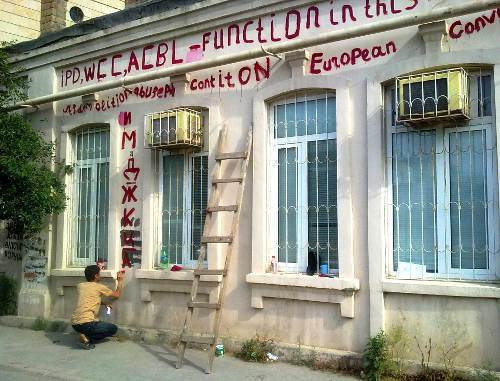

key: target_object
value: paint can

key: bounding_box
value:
[215,344,224,357]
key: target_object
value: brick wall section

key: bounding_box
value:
[41,0,68,34]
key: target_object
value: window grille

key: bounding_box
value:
[269,91,338,274]
[387,70,499,280]
[68,127,110,267]
[156,152,208,268]
[145,108,203,149]
[396,67,469,123]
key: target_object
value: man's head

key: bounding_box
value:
[84,265,101,282]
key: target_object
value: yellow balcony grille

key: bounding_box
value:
[396,68,470,123]
[145,108,203,149]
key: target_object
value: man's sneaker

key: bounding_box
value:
[79,341,95,350]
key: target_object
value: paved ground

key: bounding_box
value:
[0,325,358,381]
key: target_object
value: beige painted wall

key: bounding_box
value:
[385,294,500,369]
[0,0,125,43]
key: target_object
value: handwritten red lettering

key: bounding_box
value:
[122,185,138,204]
[309,41,397,74]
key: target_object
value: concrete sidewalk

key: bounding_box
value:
[0,325,359,381]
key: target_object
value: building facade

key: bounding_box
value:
[1,0,499,369]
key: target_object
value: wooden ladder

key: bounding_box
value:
[176,125,252,374]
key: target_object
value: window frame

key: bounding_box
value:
[385,71,499,281]
[158,150,208,268]
[69,127,110,268]
[268,92,338,273]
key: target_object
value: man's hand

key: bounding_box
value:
[110,270,125,298]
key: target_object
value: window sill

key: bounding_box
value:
[135,269,221,282]
[246,273,360,318]
[135,269,221,302]
[382,278,500,299]
[246,272,360,290]
[50,268,115,278]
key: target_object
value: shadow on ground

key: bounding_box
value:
[138,342,207,373]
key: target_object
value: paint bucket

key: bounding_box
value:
[319,264,328,275]
[215,344,224,357]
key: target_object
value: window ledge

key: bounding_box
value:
[135,269,221,282]
[382,279,500,299]
[246,272,360,290]
[246,273,360,318]
[50,268,114,278]
[136,269,220,302]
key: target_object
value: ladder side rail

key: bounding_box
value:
[206,126,253,373]
[177,126,227,369]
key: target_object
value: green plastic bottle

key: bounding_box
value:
[160,249,169,270]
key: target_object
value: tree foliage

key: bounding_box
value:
[0,44,68,237]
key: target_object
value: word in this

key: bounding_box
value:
[190,58,270,91]
[448,8,500,39]
[62,82,175,116]
[60,0,419,88]
[119,112,142,268]
[309,41,397,74]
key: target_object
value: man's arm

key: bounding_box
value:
[109,271,124,298]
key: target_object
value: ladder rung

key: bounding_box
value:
[180,334,215,345]
[201,236,233,244]
[212,177,242,184]
[207,205,238,212]
[194,269,226,276]
[188,302,221,309]
[215,152,247,160]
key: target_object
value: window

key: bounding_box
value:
[387,71,499,280]
[158,152,208,267]
[269,91,338,273]
[69,127,110,267]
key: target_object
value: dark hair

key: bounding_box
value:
[84,265,100,282]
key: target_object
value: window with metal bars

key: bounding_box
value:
[386,71,499,280]
[68,127,110,267]
[157,152,208,267]
[269,91,338,274]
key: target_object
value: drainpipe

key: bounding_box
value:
[12,0,500,110]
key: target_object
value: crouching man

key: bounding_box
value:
[71,265,124,349]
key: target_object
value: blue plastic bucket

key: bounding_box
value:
[319,264,328,275]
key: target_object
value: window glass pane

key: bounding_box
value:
[162,155,184,265]
[316,98,327,134]
[327,96,336,133]
[307,139,338,271]
[277,96,336,138]
[275,104,286,138]
[76,167,91,260]
[191,156,208,261]
[76,129,109,160]
[449,130,488,270]
[478,75,492,117]
[95,162,109,263]
[295,100,306,136]
[392,131,437,274]
[278,147,297,264]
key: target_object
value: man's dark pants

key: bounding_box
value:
[72,321,117,343]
